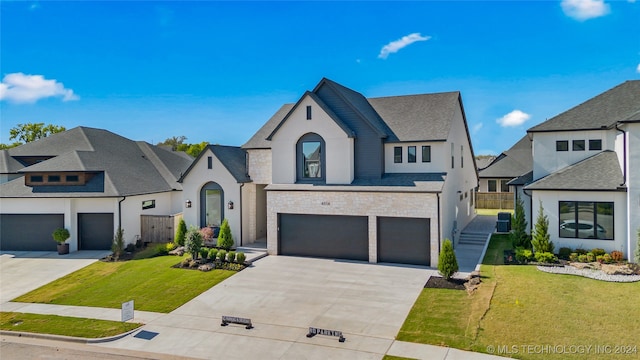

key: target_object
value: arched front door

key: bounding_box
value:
[200,182,224,227]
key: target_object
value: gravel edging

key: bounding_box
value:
[537,265,640,282]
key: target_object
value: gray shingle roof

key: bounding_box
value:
[242,79,463,148]
[0,150,25,173]
[528,80,640,133]
[479,135,532,178]
[524,151,624,191]
[508,171,533,186]
[0,127,193,198]
[179,145,250,183]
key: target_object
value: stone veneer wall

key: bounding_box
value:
[267,190,440,266]
[247,149,272,185]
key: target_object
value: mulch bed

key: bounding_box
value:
[424,276,467,290]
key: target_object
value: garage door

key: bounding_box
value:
[278,213,368,261]
[377,217,430,266]
[0,214,63,251]
[78,213,114,250]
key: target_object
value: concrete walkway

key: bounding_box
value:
[455,215,496,274]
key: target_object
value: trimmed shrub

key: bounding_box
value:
[166,242,176,251]
[175,218,187,246]
[575,248,588,255]
[586,252,596,262]
[558,247,572,260]
[531,202,554,254]
[52,228,70,244]
[515,247,534,263]
[217,249,227,261]
[184,226,203,260]
[596,255,605,263]
[603,253,612,263]
[227,251,236,263]
[635,228,640,264]
[155,243,169,256]
[208,248,218,260]
[578,254,588,263]
[611,250,624,262]
[534,251,557,263]
[199,227,214,242]
[199,247,209,260]
[217,219,234,250]
[438,239,458,280]
[511,198,530,249]
[569,253,579,262]
[591,248,606,256]
[236,252,246,264]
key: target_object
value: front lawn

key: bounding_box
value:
[13,255,235,313]
[397,234,640,359]
[1,312,141,338]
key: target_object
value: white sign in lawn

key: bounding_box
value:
[122,300,134,322]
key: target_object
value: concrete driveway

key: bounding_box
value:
[0,251,110,304]
[97,256,436,359]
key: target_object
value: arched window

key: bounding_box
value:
[200,182,224,227]
[296,133,325,183]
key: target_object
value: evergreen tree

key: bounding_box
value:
[634,228,640,264]
[175,218,187,246]
[184,226,203,260]
[438,239,459,280]
[510,197,530,249]
[217,219,234,250]
[531,202,554,253]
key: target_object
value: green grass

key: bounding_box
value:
[13,255,235,313]
[1,312,141,338]
[382,356,417,360]
[397,234,640,360]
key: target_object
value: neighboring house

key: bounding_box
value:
[476,136,532,209]
[180,78,479,266]
[0,127,192,252]
[516,80,639,257]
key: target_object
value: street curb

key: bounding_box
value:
[1,327,140,344]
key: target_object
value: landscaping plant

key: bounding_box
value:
[199,227,214,242]
[531,202,554,254]
[208,248,218,260]
[236,252,246,264]
[175,218,187,246]
[635,228,640,264]
[184,226,203,260]
[227,251,236,263]
[438,239,458,280]
[111,227,125,260]
[510,197,530,249]
[52,228,70,244]
[217,219,234,250]
[217,249,227,261]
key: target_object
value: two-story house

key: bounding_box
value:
[519,80,639,258]
[0,127,192,252]
[180,78,479,266]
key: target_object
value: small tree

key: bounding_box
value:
[531,202,554,253]
[510,197,530,249]
[175,218,187,246]
[112,227,125,260]
[52,228,70,244]
[217,219,234,250]
[438,239,459,280]
[634,228,640,264]
[184,226,203,260]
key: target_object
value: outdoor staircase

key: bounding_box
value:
[458,232,488,246]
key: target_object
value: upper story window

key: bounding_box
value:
[556,140,569,151]
[48,175,61,182]
[461,145,464,168]
[207,156,212,169]
[422,146,431,162]
[572,140,585,151]
[306,106,312,120]
[408,146,416,163]
[142,200,156,210]
[589,139,602,150]
[297,133,325,183]
[451,143,455,168]
[394,147,402,163]
[30,175,43,182]
[66,175,79,182]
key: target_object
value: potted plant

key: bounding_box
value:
[52,228,70,255]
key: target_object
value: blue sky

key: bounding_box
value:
[1,0,638,155]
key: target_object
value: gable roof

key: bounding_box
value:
[528,80,640,133]
[0,150,25,173]
[0,127,193,198]
[524,151,624,191]
[179,145,250,183]
[243,78,464,148]
[479,135,532,178]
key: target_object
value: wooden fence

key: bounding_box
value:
[141,213,182,244]
[475,192,514,210]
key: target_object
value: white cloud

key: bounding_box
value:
[378,33,431,59]
[496,110,531,127]
[561,0,610,21]
[472,123,483,134]
[0,73,78,104]
[636,63,640,73]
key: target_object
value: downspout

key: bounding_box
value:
[118,196,126,230]
[239,183,244,247]
[615,123,627,187]
[522,187,533,234]
[437,192,442,255]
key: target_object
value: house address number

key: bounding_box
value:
[321,201,330,206]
